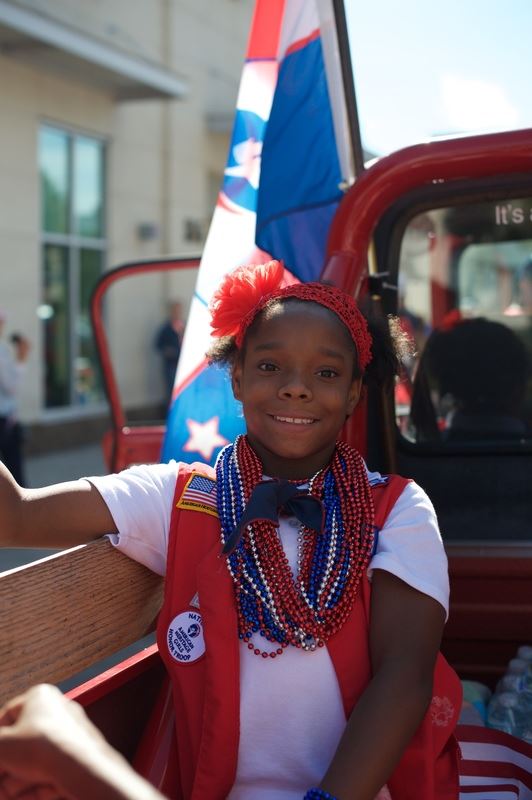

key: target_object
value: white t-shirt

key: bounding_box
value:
[88,461,448,800]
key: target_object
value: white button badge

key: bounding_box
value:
[167,610,205,663]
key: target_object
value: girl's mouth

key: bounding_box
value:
[272,415,316,425]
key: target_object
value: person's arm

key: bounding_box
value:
[0,684,163,800]
[0,461,117,549]
[318,570,446,800]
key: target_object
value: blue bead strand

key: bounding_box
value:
[215,436,376,657]
[303,789,338,800]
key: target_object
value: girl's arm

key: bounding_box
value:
[0,462,117,550]
[319,569,446,800]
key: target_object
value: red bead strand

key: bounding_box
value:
[218,436,376,658]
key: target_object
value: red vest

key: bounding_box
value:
[155,463,461,799]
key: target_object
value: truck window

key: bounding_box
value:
[397,200,532,448]
[391,195,532,543]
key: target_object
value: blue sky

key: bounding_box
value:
[345,0,531,156]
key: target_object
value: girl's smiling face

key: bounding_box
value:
[231,301,362,479]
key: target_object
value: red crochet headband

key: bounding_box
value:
[209,260,373,371]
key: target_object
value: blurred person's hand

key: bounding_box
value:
[0,684,163,800]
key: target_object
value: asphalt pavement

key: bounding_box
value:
[1,443,108,573]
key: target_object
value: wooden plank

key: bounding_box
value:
[0,538,163,707]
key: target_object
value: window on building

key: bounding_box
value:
[39,125,105,408]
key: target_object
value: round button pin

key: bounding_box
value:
[167,610,205,663]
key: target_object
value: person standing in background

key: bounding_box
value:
[0,311,30,486]
[154,300,184,409]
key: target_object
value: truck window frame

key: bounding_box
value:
[373,172,532,458]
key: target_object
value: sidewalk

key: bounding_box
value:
[1,443,108,573]
[26,442,107,487]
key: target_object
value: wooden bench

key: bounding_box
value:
[0,539,163,709]
[2,538,531,723]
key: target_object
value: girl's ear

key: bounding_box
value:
[346,377,363,416]
[231,361,243,401]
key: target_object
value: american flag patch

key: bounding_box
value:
[177,473,218,518]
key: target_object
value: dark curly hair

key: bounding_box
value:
[422,317,529,415]
[206,295,410,391]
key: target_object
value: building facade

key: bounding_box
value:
[0,0,253,447]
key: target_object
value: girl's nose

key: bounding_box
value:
[278,374,312,400]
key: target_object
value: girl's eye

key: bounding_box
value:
[318,368,338,379]
[258,362,278,372]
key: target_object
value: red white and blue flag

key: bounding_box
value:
[457,725,532,799]
[161,0,353,465]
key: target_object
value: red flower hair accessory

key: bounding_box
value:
[210,260,373,370]
[209,260,286,339]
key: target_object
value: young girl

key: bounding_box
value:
[0,260,461,800]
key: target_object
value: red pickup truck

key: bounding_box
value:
[1,126,531,795]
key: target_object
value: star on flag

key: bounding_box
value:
[183,416,229,462]
[224,138,263,190]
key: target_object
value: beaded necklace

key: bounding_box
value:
[216,435,376,658]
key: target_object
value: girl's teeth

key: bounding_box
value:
[276,416,313,424]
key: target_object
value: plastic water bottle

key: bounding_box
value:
[515,648,532,692]
[487,692,527,736]
[499,675,532,711]
[523,729,532,745]
[516,645,532,663]
[497,658,532,693]
[498,674,524,694]
[507,658,529,676]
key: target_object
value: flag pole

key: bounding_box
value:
[331,0,365,177]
